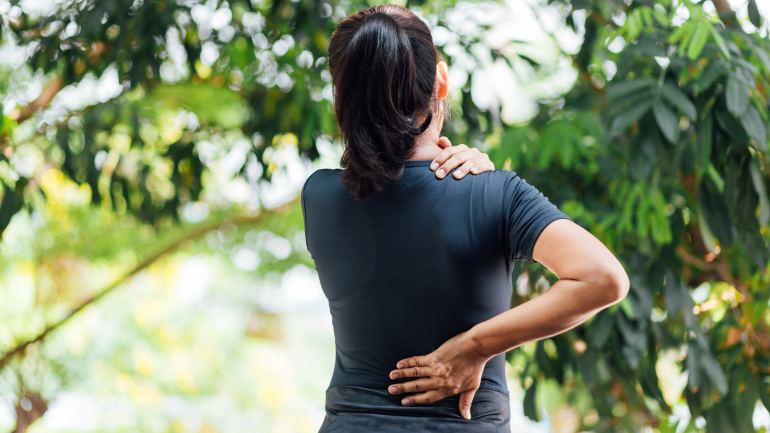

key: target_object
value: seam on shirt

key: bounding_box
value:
[327,382,510,396]
[523,212,572,264]
[404,160,434,167]
[501,171,519,265]
[301,169,328,253]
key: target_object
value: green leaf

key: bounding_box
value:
[589,309,614,348]
[606,88,655,119]
[696,112,713,178]
[653,8,670,27]
[695,59,729,95]
[696,201,717,253]
[631,39,666,57]
[629,135,657,181]
[661,82,697,119]
[0,183,21,236]
[736,378,761,431]
[699,176,735,248]
[653,100,680,144]
[740,105,767,150]
[687,23,709,60]
[711,28,731,60]
[701,352,728,395]
[715,109,750,146]
[748,0,762,28]
[726,152,757,226]
[523,379,540,422]
[640,359,670,411]
[664,268,686,317]
[727,152,770,268]
[668,21,690,44]
[749,160,770,227]
[576,18,597,72]
[726,74,749,117]
[707,163,725,193]
[618,296,634,318]
[759,376,770,414]
[610,100,653,136]
[651,209,672,244]
[754,46,770,70]
[705,402,733,433]
[605,78,656,102]
[687,341,701,389]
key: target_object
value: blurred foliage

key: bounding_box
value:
[495,1,770,432]
[1,0,770,431]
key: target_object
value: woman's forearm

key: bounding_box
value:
[466,218,632,359]
[386,220,630,412]
[464,277,623,360]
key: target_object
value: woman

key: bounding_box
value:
[301,4,630,432]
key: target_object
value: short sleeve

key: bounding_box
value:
[300,170,318,253]
[503,173,572,264]
[299,180,310,251]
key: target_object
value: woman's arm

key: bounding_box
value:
[386,218,630,419]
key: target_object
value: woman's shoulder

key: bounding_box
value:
[301,168,344,200]
[459,168,521,190]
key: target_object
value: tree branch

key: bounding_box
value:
[0,200,297,370]
[711,0,735,26]
[677,243,750,298]
[9,77,63,124]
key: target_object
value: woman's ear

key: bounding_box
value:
[436,61,449,99]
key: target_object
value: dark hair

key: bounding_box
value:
[328,4,440,200]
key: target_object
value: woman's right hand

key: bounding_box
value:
[430,137,496,180]
[387,331,492,420]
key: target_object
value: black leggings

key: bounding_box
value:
[319,386,511,432]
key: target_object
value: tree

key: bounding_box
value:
[492,0,770,431]
[1,0,769,431]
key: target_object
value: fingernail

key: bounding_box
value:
[397,362,404,368]
[389,386,398,394]
[390,372,399,379]
[430,162,439,171]
[472,167,479,173]
[437,169,445,178]
[402,398,411,406]
[464,410,471,419]
[455,170,462,177]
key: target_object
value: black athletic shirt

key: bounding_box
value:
[301,160,572,396]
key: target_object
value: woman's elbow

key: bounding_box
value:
[599,267,630,306]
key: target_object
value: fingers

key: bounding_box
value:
[438,148,481,179]
[454,155,495,179]
[400,389,449,406]
[396,356,427,369]
[430,144,470,178]
[389,365,432,379]
[469,161,495,176]
[458,388,477,420]
[388,377,442,395]
[437,136,452,149]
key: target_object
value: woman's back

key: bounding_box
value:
[301,160,572,399]
[306,4,629,431]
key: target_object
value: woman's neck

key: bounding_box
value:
[407,141,443,161]
[406,115,444,161]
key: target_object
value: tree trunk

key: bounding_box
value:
[13,393,48,433]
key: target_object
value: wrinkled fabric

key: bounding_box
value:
[301,161,572,396]
[319,386,511,433]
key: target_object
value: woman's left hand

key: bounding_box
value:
[430,137,495,179]
[386,331,492,420]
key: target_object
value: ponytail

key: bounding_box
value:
[328,4,439,200]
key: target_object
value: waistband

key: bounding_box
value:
[321,386,511,431]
